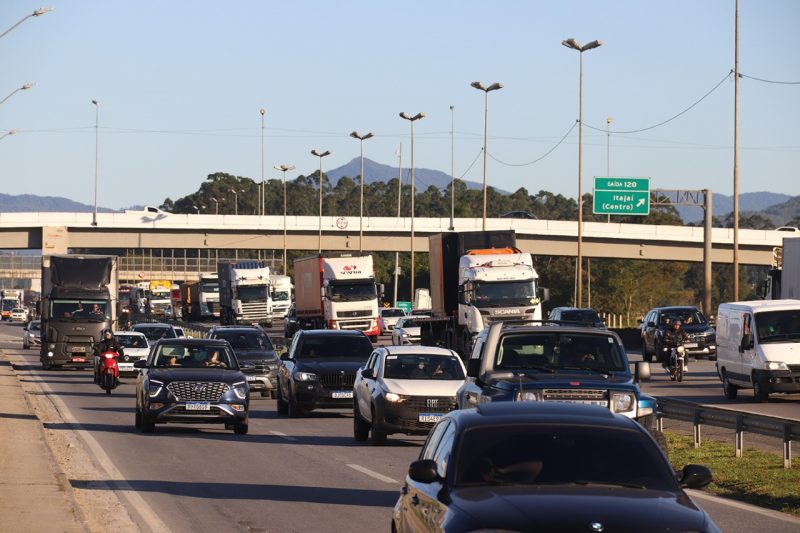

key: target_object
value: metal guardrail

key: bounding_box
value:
[656,397,800,468]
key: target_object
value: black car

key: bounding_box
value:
[208,325,279,398]
[284,302,300,339]
[548,306,606,328]
[134,338,250,434]
[276,330,372,417]
[393,402,718,533]
[640,306,717,362]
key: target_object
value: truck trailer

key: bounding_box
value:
[40,255,118,370]
[218,261,273,327]
[761,237,800,300]
[180,273,220,320]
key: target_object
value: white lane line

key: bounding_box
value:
[687,489,800,525]
[269,430,298,441]
[346,463,398,484]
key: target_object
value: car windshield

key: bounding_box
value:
[559,310,601,324]
[298,336,372,359]
[383,354,464,380]
[474,281,538,308]
[755,310,800,342]
[117,335,148,349]
[236,285,268,301]
[495,332,627,373]
[214,331,274,352]
[329,281,377,302]
[51,299,109,322]
[455,425,678,491]
[135,326,177,342]
[382,309,406,318]
[398,319,421,329]
[661,309,707,326]
[152,344,236,368]
[28,321,41,331]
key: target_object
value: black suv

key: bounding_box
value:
[134,338,250,434]
[548,307,606,328]
[276,330,373,417]
[640,306,717,363]
[207,325,279,398]
[284,302,301,339]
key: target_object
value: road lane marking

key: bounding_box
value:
[687,489,800,525]
[269,430,298,441]
[346,463,398,484]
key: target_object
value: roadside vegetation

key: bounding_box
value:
[666,432,800,516]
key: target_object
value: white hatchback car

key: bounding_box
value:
[10,308,28,322]
[391,316,428,345]
[353,345,466,445]
[380,307,407,334]
[113,332,150,375]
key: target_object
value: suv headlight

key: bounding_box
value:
[294,371,317,381]
[232,381,248,400]
[515,390,541,402]
[148,379,164,397]
[610,392,635,413]
[764,361,789,371]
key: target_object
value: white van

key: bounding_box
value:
[716,300,800,402]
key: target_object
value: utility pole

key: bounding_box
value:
[393,143,402,307]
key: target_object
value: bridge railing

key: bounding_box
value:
[656,397,800,468]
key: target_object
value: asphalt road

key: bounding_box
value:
[1,321,798,533]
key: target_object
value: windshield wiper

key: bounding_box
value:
[559,365,612,377]
[515,366,556,374]
[572,480,646,489]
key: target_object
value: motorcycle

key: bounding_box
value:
[97,350,120,394]
[667,345,687,382]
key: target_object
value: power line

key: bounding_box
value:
[459,148,483,178]
[583,71,733,134]
[740,73,800,85]
[487,121,577,167]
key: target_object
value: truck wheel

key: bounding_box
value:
[41,360,51,370]
[753,377,770,403]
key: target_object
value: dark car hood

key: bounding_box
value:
[235,349,278,362]
[294,359,366,374]
[683,324,714,334]
[148,368,244,382]
[450,485,709,532]
[487,373,636,392]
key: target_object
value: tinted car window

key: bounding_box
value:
[384,354,464,380]
[135,326,177,342]
[214,331,274,351]
[421,420,451,461]
[560,310,601,323]
[298,336,372,359]
[28,321,41,331]
[398,319,419,328]
[382,309,405,318]
[455,425,677,491]
[153,344,236,368]
[496,332,626,372]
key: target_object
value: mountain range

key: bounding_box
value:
[326,157,493,192]
[675,192,794,223]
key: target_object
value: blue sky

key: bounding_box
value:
[1,0,798,209]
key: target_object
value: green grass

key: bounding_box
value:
[666,432,800,516]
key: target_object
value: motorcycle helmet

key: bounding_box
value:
[101,328,114,339]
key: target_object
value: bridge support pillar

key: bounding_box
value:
[41,226,68,255]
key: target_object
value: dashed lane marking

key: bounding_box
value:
[269,430,298,441]
[346,463,398,484]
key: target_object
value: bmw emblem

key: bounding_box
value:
[590,522,604,532]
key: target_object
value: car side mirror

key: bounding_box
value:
[679,464,712,489]
[634,361,651,383]
[361,368,375,379]
[539,287,550,303]
[466,358,481,378]
[408,459,440,484]
[133,360,147,369]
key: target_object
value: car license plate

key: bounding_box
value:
[331,390,353,399]
[185,402,210,411]
[246,375,258,381]
[118,363,133,371]
[71,346,86,353]
[419,413,443,423]
[685,342,698,348]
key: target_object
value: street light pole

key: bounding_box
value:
[210,197,219,215]
[0,130,18,142]
[394,143,402,307]
[449,105,455,230]
[470,81,503,231]
[400,112,425,300]
[260,108,266,217]
[733,0,741,300]
[0,7,53,40]
[0,83,34,107]
[350,131,374,253]
[275,164,295,275]
[606,117,612,224]
[562,37,602,308]
[230,188,240,216]
[311,149,331,253]
[91,99,99,227]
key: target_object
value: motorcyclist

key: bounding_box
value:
[662,319,688,375]
[93,328,124,383]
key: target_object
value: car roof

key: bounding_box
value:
[450,402,634,431]
[492,322,615,336]
[652,306,700,313]
[114,331,146,337]
[380,345,458,357]
[299,329,367,337]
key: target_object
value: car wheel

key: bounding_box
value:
[370,408,387,446]
[276,388,289,415]
[134,407,142,430]
[41,360,51,371]
[353,403,370,442]
[722,370,738,400]
[753,377,770,403]
[233,422,248,435]
[288,396,304,418]
[641,341,652,363]
[140,414,155,433]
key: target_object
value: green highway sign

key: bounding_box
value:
[397,301,412,313]
[593,176,650,215]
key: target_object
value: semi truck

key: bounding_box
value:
[420,230,545,356]
[761,237,800,300]
[180,273,220,320]
[40,255,118,370]
[1,289,24,320]
[293,253,382,341]
[146,280,172,316]
[269,274,293,318]
[218,261,273,327]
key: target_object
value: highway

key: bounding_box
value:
[1,321,798,533]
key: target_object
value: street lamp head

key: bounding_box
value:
[607,117,613,124]
[450,105,454,111]
[91,99,98,105]
[311,149,331,158]
[33,7,54,16]
[400,112,425,122]
[487,82,503,92]
[582,40,603,51]
[21,83,34,90]
[470,81,486,91]
[259,108,266,116]
[399,112,411,120]
[349,131,360,139]
[562,38,581,50]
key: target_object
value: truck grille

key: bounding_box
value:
[240,302,269,321]
[337,310,372,318]
[403,396,457,413]
[788,365,800,373]
[542,389,607,402]
[318,373,356,388]
[167,381,229,401]
[338,320,372,331]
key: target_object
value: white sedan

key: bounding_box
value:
[113,332,150,375]
[391,316,428,345]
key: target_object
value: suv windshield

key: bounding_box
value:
[117,335,148,349]
[398,319,421,329]
[661,308,707,326]
[329,281,377,302]
[384,354,464,380]
[51,299,109,321]
[495,332,627,372]
[474,281,537,308]
[298,336,372,359]
[382,309,406,318]
[213,330,274,352]
[755,310,800,342]
[135,326,177,342]
[455,425,677,491]
[152,344,236,369]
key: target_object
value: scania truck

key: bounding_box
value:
[40,255,118,370]
[218,261,273,327]
[293,254,382,341]
[269,274,293,319]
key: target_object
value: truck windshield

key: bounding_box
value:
[273,290,290,302]
[51,299,109,321]
[237,286,268,301]
[474,280,537,308]
[200,282,219,293]
[756,310,800,342]
[329,281,377,302]
[495,332,627,373]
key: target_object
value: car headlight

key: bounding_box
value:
[294,371,317,381]
[515,390,540,402]
[232,381,248,400]
[611,392,635,413]
[764,361,789,371]
[401,333,408,338]
[385,392,405,403]
[148,379,164,397]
